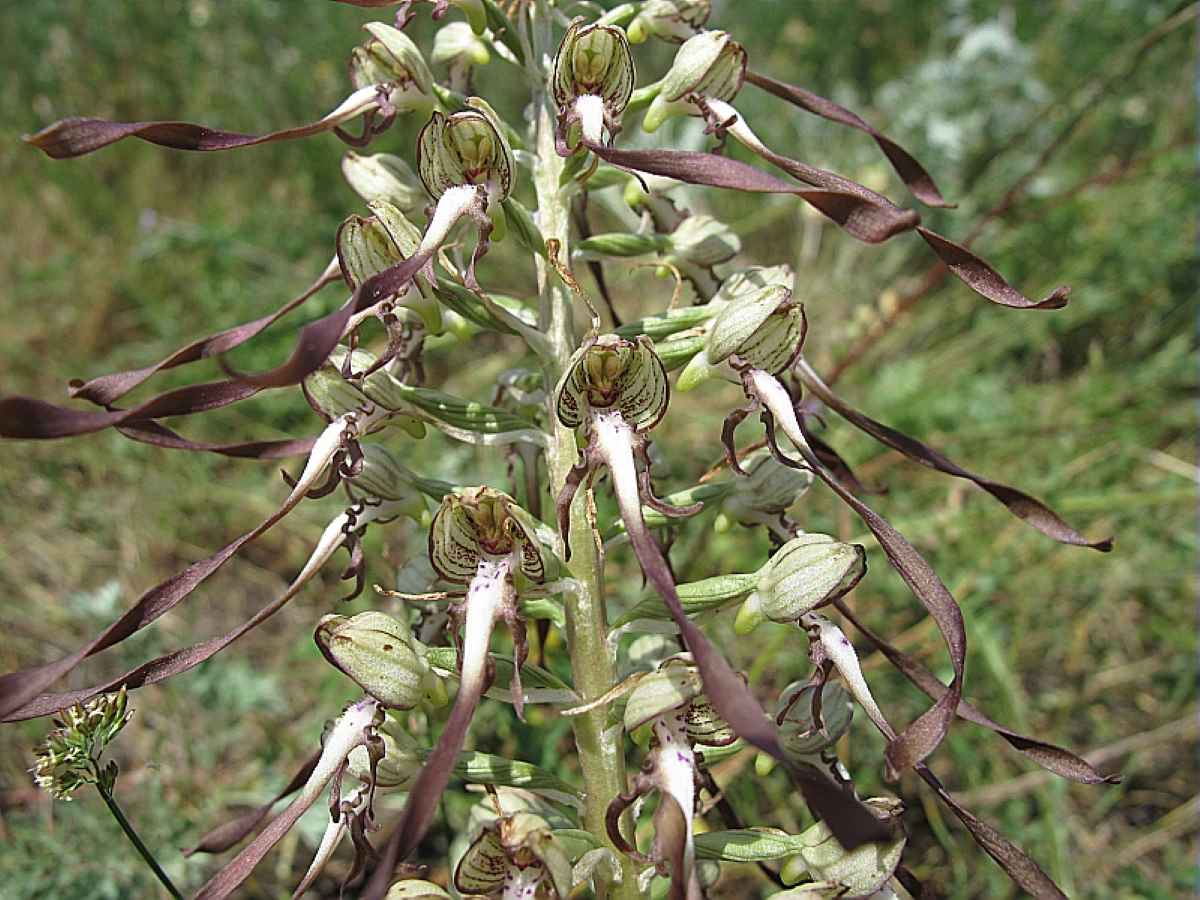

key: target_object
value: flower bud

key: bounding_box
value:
[722,448,813,524]
[385,881,451,900]
[347,721,423,790]
[736,535,866,632]
[667,214,740,268]
[315,611,446,709]
[417,102,515,202]
[555,334,669,432]
[643,30,747,131]
[624,656,704,733]
[627,0,711,45]
[705,281,805,376]
[336,200,443,332]
[349,23,435,114]
[342,152,427,218]
[775,681,854,758]
[552,20,636,144]
[433,21,490,69]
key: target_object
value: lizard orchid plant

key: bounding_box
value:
[5,1,1121,898]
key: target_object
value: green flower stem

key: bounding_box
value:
[95,782,183,899]
[530,4,637,897]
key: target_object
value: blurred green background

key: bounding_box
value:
[0,1,1195,897]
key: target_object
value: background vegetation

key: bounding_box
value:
[0,1,1195,897]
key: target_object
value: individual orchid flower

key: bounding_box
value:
[640,31,746,133]
[416,99,516,280]
[194,698,386,900]
[552,19,636,151]
[294,714,426,897]
[454,809,573,899]
[336,198,444,377]
[607,655,734,900]
[734,535,866,635]
[346,22,438,144]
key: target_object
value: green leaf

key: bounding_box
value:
[426,647,577,705]
[694,828,812,862]
[613,570,759,626]
[615,304,717,341]
[445,750,582,803]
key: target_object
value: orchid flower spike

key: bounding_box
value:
[364,488,557,891]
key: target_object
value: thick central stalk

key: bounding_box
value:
[530,21,635,896]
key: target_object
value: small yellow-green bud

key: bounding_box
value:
[314,611,445,709]
[628,0,711,45]
[341,152,427,218]
[349,23,435,114]
[643,30,746,131]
